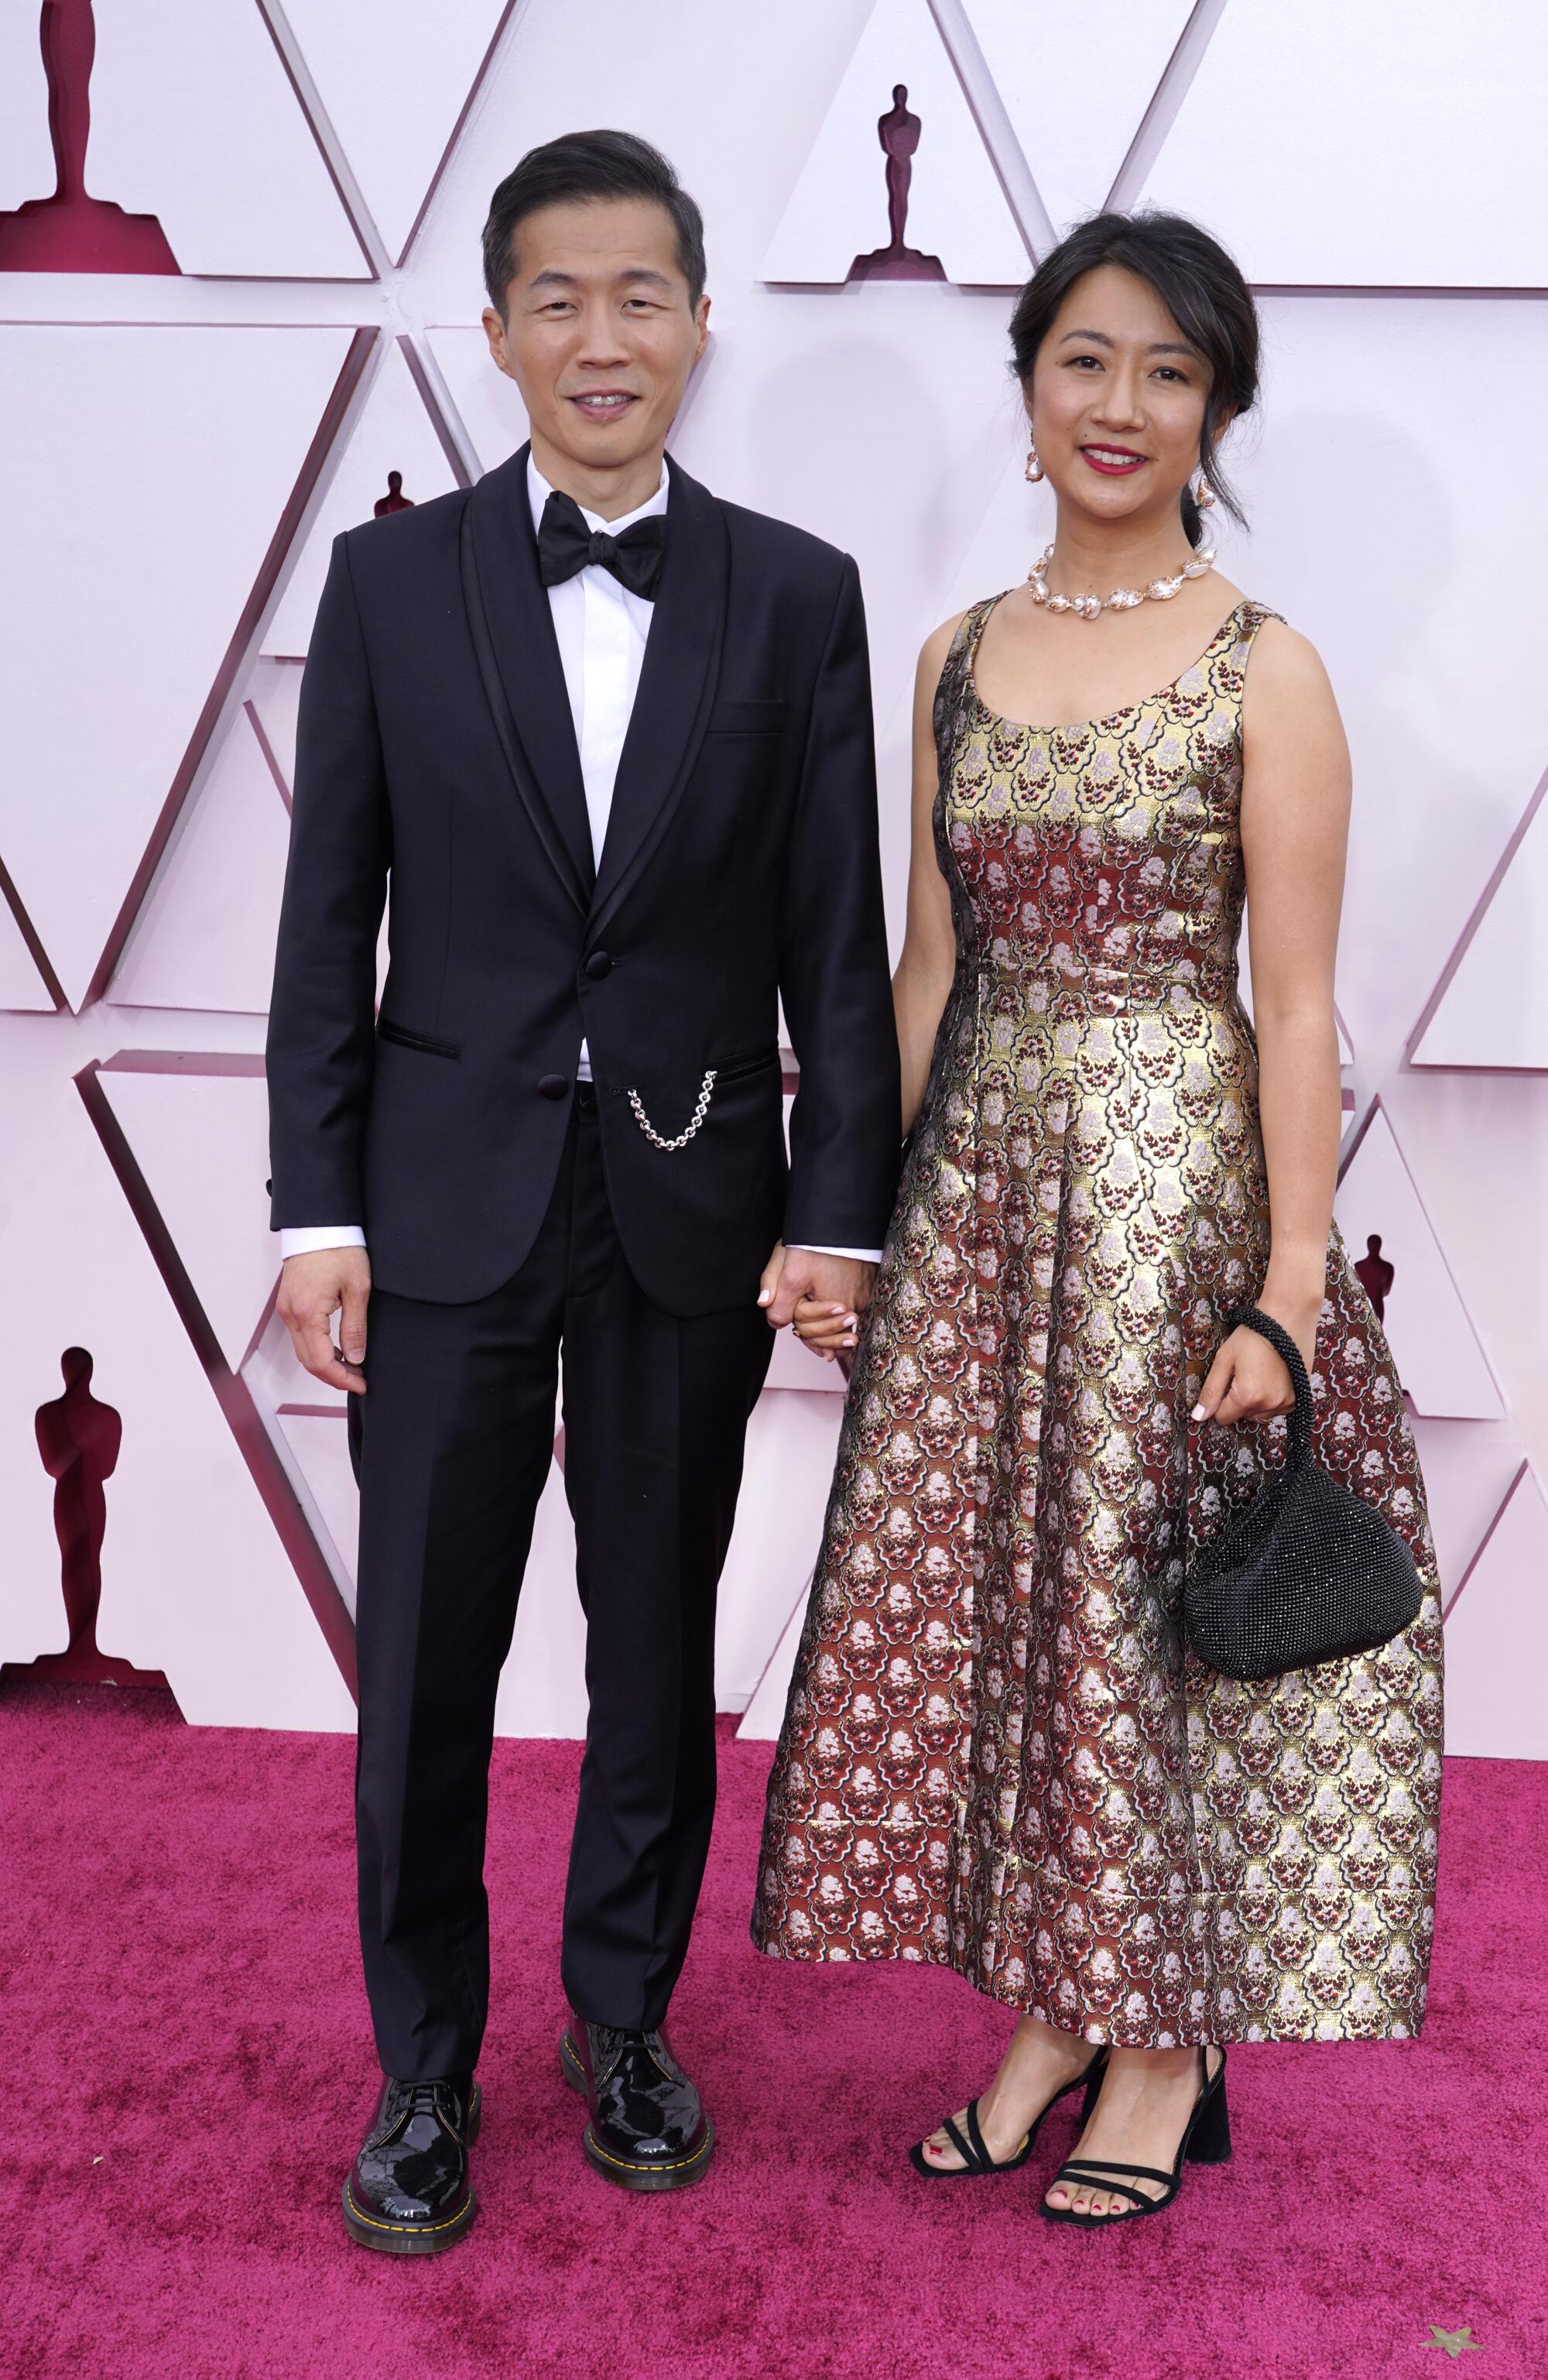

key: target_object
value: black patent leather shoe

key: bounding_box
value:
[561,2018,714,2191]
[341,2073,481,2253]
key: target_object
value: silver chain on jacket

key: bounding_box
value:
[625,1067,717,1151]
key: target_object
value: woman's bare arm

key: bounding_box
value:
[794,616,964,1357]
[894,616,964,1137]
[1195,619,1351,1422]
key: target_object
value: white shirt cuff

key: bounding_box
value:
[279,1225,368,1260]
[788,1243,884,1264]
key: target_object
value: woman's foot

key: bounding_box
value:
[918,2013,1098,2172]
[1043,2046,1222,2217]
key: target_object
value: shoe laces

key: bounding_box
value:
[393,2078,462,2127]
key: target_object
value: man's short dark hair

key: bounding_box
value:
[481,129,707,314]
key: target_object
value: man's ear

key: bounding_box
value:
[481,304,512,376]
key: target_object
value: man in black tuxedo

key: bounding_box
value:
[266,131,899,2250]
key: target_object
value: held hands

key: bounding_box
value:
[1190,1296,1321,1428]
[759,1240,875,1365]
[277,1246,372,1395]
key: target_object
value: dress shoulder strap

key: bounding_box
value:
[1230,598,1286,650]
[950,591,1009,668]
[1211,598,1286,703]
[933,591,1009,713]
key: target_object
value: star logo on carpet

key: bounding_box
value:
[1423,2327,1484,2358]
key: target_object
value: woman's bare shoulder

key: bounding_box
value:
[1244,610,1332,694]
[1241,611,1347,763]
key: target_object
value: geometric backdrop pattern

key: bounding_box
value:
[2,0,1545,1759]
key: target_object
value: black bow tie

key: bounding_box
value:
[537,489,666,600]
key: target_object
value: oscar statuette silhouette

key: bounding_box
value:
[0,0,178,273]
[1,1349,168,1690]
[848,84,947,283]
[1354,1233,1396,1323]
[373,470,415,516]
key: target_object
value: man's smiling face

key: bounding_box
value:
[483,195,709,498]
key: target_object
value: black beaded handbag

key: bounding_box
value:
[1183,1305,1424,1682]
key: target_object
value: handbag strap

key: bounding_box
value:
[1224,1304,1315,1455]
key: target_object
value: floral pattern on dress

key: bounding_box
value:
[752,597,1443,2046]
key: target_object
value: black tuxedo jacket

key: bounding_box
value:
[265,444,900,1314]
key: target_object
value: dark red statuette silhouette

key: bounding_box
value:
[0,1349,167,1690]
[848,84,947,283]
[1354,1232,1396,1322]
[373,470,415,516]
[0,0,178,274]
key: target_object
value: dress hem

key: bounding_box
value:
[750,1929,1427,2048]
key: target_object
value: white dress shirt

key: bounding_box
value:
[279,455,881,1267]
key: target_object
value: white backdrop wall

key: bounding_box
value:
[2,1,1545,1758]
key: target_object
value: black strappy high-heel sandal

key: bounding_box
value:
[1040,2047,1230,2227]
[909,2049,1108,2181]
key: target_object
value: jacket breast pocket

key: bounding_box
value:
[705,698,785,737]
[377,1018,462,1060]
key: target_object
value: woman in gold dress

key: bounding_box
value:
[752,213,1443,2227]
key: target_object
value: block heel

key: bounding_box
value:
[1186,2062,1231,2163]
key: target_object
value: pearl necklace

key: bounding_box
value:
[1026,540,1218,621]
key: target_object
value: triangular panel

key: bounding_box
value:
[0,325,354,1011]
[405,0,907,315]
[281,0,512,264]
[1407,1415,1522,1614]
[265,341,461,659]
[93,1059,276,1374]
[1412,774,1548,1070]
[424,327,530,476]
[968,0,1193,234]
[275,1408,359,1601]
[715,1387,844,1710]
[738,1575,815,1743]
[1443,1463,1548,1760]
[760,0,1028,286]
[1334,1104,1502,1419]
[0,1085,353,1727]
[1137,0,1548,287]
[246,660,306,797]
[108,708,290,1014]
[87,0,367,276]
[0,885,56,1012]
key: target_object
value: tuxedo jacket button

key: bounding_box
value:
[584,949,612,981]
[538,1073,570,1100]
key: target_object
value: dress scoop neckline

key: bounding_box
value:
[965,593,1251,736]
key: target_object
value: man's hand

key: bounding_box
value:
[759,1242,875,1363]
[277,1247,372,1394]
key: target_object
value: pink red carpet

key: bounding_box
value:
[0,1679,1542,2380]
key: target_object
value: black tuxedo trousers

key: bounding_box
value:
[349,1085,773,2074]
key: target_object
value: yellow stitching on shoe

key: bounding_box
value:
[344,2183,474,2234]
[583,2126,711,2175]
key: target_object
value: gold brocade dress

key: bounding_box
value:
[752,596,1444,2046]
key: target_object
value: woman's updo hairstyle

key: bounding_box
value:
[1009,211,1259,549]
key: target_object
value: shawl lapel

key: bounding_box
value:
[461,444,593,915]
